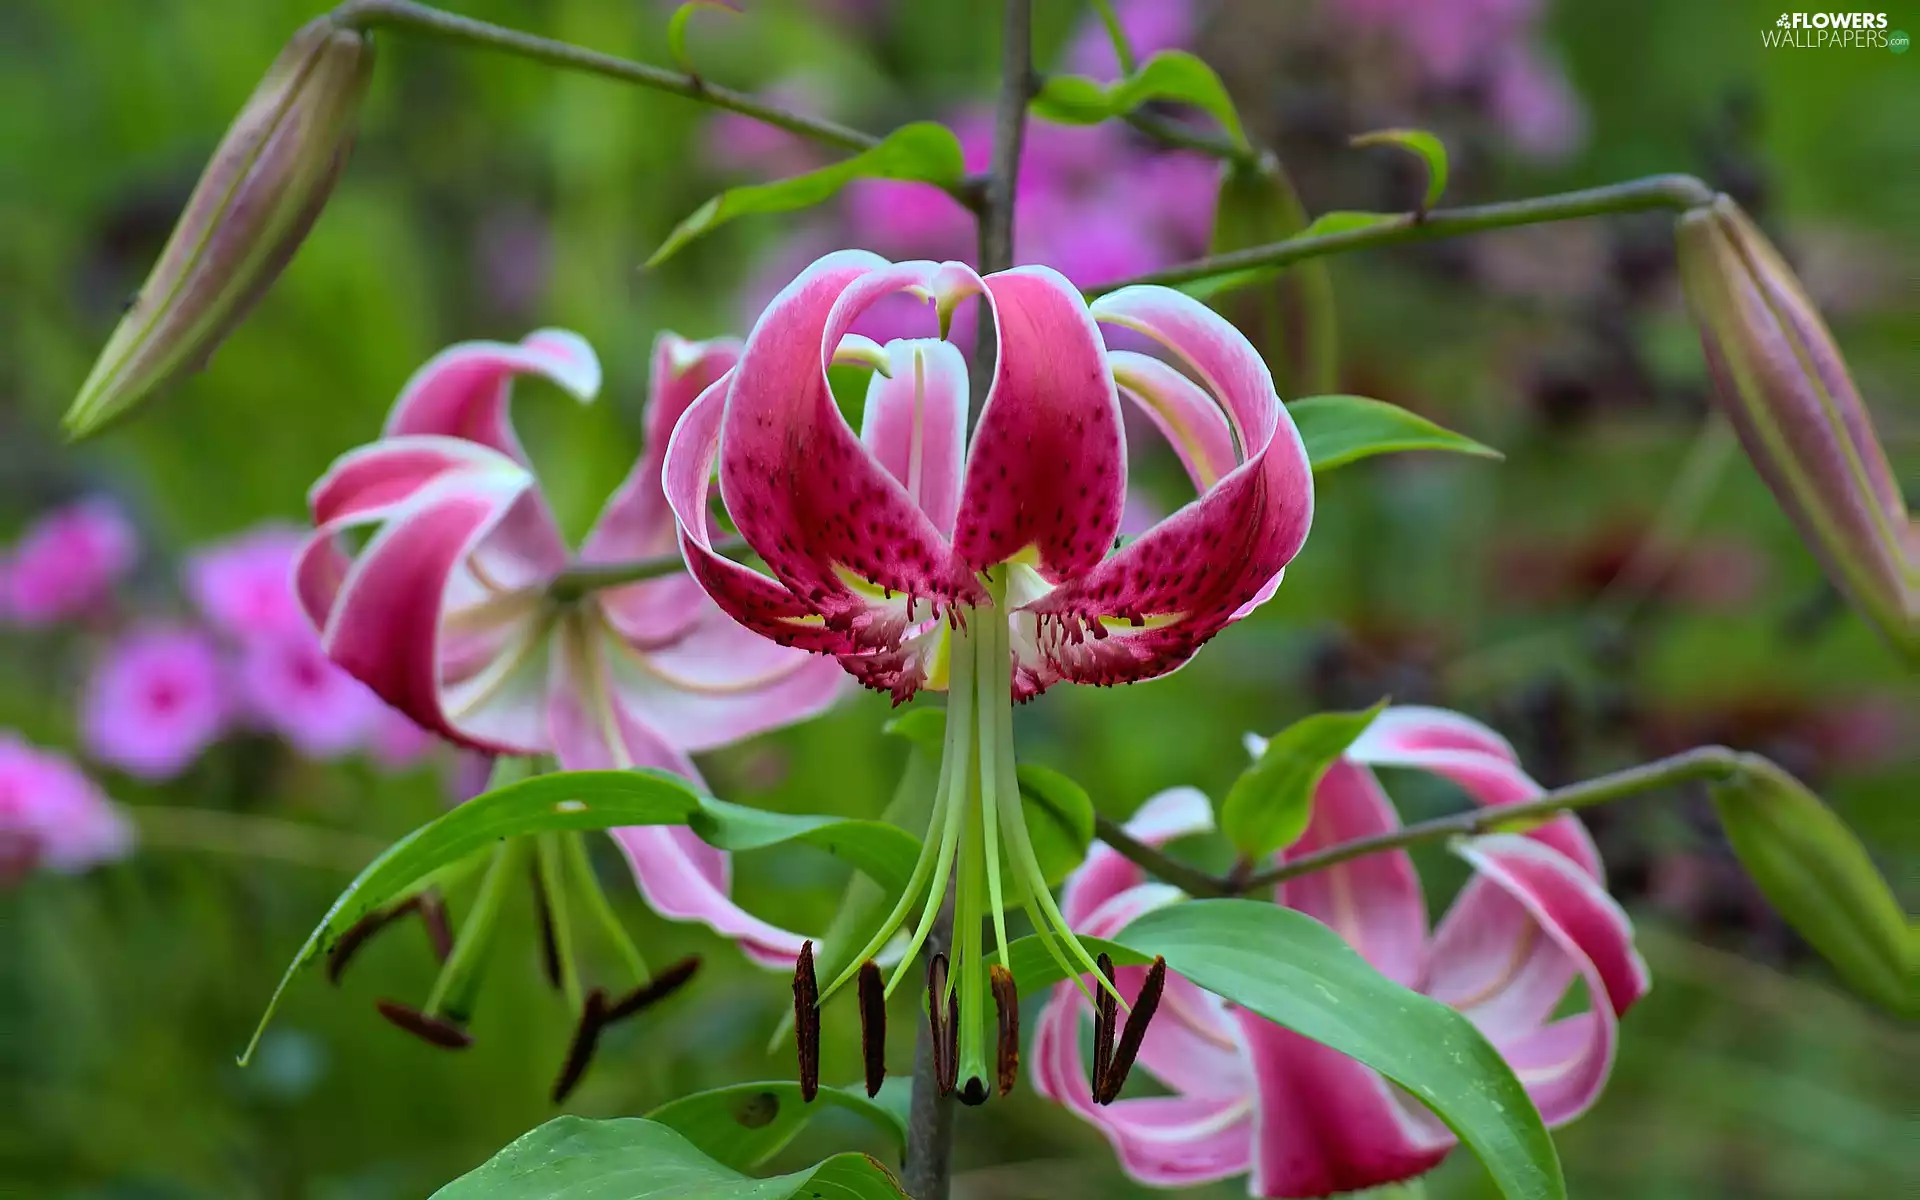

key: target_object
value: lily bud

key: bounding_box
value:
[65,17,373,438]
[1676,196,1915,654]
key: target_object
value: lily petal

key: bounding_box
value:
[1062,785,1215,929]
[1349,705,1603,879]
[1279,760,1428,989]
[1446,834,1650,1125]
[583,333,743,646]
[310,457,551,753]
[859,338,970,538]
[720,250,976,630]
[1238,1010,1451,1199]
[1018,287,1312,693]
[1109,349,1238,493]
[546,617,808,968]
[383,328,600,462]
[944,265,1127,579]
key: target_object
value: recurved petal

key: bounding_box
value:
[1108,350,1238,493]
[1031,984,1254,1189]
[1015,287,1311,694]
[720,251,976,625]
[946,265,1128,579]
[1278,760,1428,989]
[1446,834,1649,1126]
[661,368,865,657]
[384,328,601,462]
[1348,705,1602,879]
[581,333,743,644]
[311,463,550,754]
[1237,1011,1451,1198]
[859,339,970,538]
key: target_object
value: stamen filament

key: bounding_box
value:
[561,830,650,985]
[976,576,1012,969]
[534,833,582,1010]
[425,836,530,1024]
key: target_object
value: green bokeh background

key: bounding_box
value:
[2,1,1913,1196]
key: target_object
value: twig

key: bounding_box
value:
[1089,746,1750,898]
[1088,174,1719,295]
[545,535,750,602]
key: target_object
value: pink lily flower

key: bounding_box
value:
[662,250,1312,1099]
[295,328,845,965]
[1032,706,1649,1196]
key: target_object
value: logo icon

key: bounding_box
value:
[1777,12,1792,24]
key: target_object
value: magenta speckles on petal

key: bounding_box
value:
[951,265,1127,580]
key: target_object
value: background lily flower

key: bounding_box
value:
[663,249,1313,1098]
[81,625,231,781]
[1033,706,1650,1197]
[0,732,133,883]
[1,497,138,627]
[296,328,844,965]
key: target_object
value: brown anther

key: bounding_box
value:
[327,896,419,984]
[374,998,472,1050]
[1091,953,1118,1102]
[793,941,821,1103]
[927,953,958,1097]
[606,954,702,1023]
[1096,955,1166,1106]
[530,863,562,989]
[416,889,454,962]
[858,959,887,1098]
[990,964,1019,1098]
[550,987,609,1104]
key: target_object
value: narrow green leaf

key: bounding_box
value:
[881,705,947,759]
[1032,50,1248,149]
[1007,932,1147,996]
[242,771,923,1065]
[645,1081,905,1171]
[1222,703,1385,859]
[666,0,739,75]
[431,1117,908,1199]
[1085,0,1137,74]
[1123,901,1563,1200]
[1210,152,1338,395]
[1016,763,1096,888]
[1290,394,1502,473]
[1710,757,1915,1016]
[648,121,965,266]
[1352,128,1450,212]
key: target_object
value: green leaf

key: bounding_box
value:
[1124,901,1562,1200]
[431,1117,908,1199]
[1222,704,1386,859]
[666,0,739,74]
[1085,0,1137,74]
[1710,757,1915,1016]
[1299,209,1405,238]
[645,1081,906,1171]
[1210,153,1338,395]
[648,122,965,266]
[1352,128,1450,212]
[1290,394,1502,473]
[881,705,948,759]
[691,798,923,896]
[1007,931,1147,996]
[1032,50,1248,149]
[243,771,923,1065]
[1016,763,1096,888]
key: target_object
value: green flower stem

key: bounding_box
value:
[545,536,750,602]
[1094,745,1748,899]
[535,833,582,1011]
[561,830,649,986]
[1087,174,1719,296]
[327,0,983,207]
[425,836,531,1022]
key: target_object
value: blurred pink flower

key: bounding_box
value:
[235,629,382,759]
[366,703,436,769]
[0,733,133,882]
[185,525,310,640]
[1034,707,1647,1196]
[703,81,829,179]
[82,626,230,780]
[1064,0,1196,77]
[2,497,137,626]
[297,329,845,964]
[1487,45,1585,161]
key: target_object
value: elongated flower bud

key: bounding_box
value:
[65,17,373,438]
[1676,196,1914,654]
